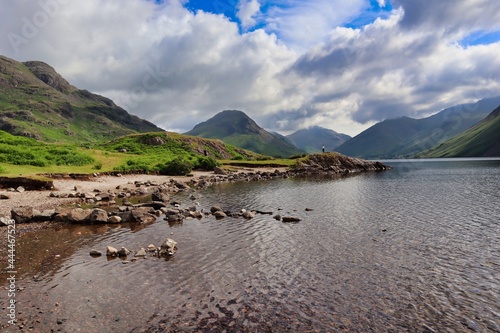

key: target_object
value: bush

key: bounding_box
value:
[195,156,219,171]
[231,155,244,161]
[0,166,6,174]
[157,157,193,176]
[93,161,103,170]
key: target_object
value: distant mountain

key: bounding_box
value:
[184,110,304,158]
[418,105,500,157]
[336,96,500,159]
[286,126,351,153]
[0,55,162,143]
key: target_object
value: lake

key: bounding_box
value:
[2,158,500,332]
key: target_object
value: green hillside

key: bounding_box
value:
[418,106,500,157]
[287,126,351,153]
[185,110,304,158]
[336,96,500,159]
[0,55,162,143]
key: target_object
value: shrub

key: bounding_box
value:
[231,155,244,161]
[0,166,6,174]
[195,156,219,171]
[93,161,103,170]
[157,157,193,176]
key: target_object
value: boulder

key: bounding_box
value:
[107,215,122,224]
[16,186,25,193]
[11,207,41,224]
[152,192,170,202]
[147,244,157,252]
[0,194,9,200]
[214,166,227,175]
[130,207,157,223]
[90,208,108,224]
[106,246,118,257]
[67,208,92,223]
[33,209,56,222]
[159,238,177,256]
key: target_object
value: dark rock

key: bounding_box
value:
[273,214,281,221]
[152,192,170,202]
[117,247,131,257]
[0,194,9,199]
[282,216,301,223]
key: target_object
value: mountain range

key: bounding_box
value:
[418,105,500,157]
[286,126,351,153]
[335,96,500,159]
[1,54,499,159]
[0,55,161,143]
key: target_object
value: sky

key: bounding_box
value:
[1,0,500,137]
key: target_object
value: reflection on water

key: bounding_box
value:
[2,159,500,332]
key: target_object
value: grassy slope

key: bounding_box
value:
[0,55,162,143]
[0,131,275,176]
[418,107,500,157]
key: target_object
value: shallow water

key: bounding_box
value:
[2,159,500,332]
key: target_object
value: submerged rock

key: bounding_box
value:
[282,216,301,223]
[90,249,102,256]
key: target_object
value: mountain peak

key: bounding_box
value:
[23,60,73,94]
[185,110,304,157]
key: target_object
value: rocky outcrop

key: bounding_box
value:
[292,152,389,175]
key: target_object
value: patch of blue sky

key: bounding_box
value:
[184,0,239,20]
[344,0,393,29]
[459,30,500,47]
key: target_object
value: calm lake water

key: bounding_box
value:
[2,158,500,332]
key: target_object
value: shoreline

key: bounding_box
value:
[0,153,390,230]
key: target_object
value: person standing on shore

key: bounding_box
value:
[322,144,325,153]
